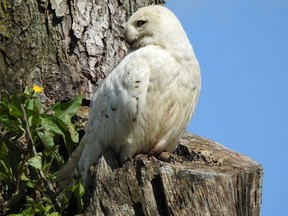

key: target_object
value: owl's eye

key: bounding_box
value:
[136,20,147,27]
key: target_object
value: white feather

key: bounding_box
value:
[57,5,201,188]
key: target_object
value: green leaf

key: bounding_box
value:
[26,110,40,130]
[23,95,41,129]
[28,154,42,170]
[0,140,23,187]
[9,93,23,119]
[47,212,60,216]
[71,182,85,211]
[6,184,27,210]
[0,115,23,132]
[0,93,84,214]
[43,101,60,115]
[0,158,13,182]
[0,141,8,160]
[42,160,53,174]
[0,143,14,183]
[0,101,10,116]
[53,95,82,121]
[36,127,64,166]
[0,92,10,105]
[39,115,64,135]
[51,116,77,155]
[36,129,55,149]
[20,173,30,181]
[33,96,41,113]
[66,122,79,143]
[26,181,35,188]
[26,95,41,113]
[52,95,82,143]
[26,96,34,111]
[71,181,85,197]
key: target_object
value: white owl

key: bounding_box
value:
[57,5,201,188]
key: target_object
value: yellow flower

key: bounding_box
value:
[33,84,44,93]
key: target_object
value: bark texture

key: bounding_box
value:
[85,132,263,216]
[0,0,165,103]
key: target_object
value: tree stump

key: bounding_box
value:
[85,132,263,216]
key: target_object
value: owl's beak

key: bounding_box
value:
[124,29,136,48]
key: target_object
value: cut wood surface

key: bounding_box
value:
[85,132,263,216]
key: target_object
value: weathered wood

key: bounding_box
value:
[85,132,263,216]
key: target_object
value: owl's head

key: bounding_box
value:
[124,5,190,51]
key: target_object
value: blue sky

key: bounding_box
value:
[166,1,288,215]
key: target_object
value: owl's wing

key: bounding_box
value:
[82,49,152,164]
[57,45,196,188]
[57,48,152,187]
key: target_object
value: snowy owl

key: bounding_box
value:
[57,5,201,188]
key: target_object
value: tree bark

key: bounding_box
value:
[85,132,263,216]
[0,0,165,103]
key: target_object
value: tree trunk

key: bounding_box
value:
[0,0,165,103]
[85,132,263,216]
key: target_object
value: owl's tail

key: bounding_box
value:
[56,135,87,189]
[56,134,104,189]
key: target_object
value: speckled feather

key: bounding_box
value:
[57,5,201,188]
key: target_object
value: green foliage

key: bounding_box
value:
[0,89,85,215]
[60,181,85,213]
